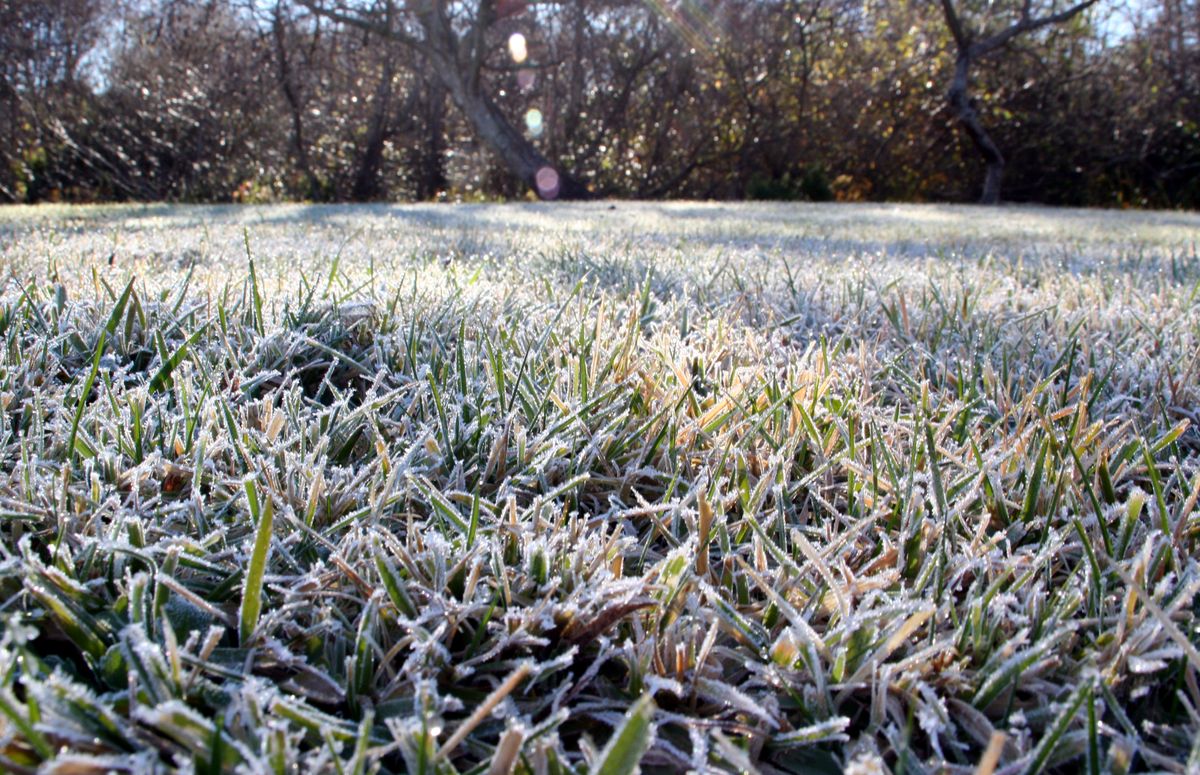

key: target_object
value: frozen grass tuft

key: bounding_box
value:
[1,202,1199,773]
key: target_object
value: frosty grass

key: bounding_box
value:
[1,202,1199,773]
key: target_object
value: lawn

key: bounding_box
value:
[1,202,1198,774]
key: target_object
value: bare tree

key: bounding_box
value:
[0,0,107,201]
[296,0,590,199]
[271,0,323,199]
[938,0,1101,203]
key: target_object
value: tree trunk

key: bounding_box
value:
[351,52,396,201]
[425,46,590,200]
[273,3,321,200]
[300,0,590,200]
[948,54,1005,204]
[452,80,590,199]
[273,4,322,201]
[415,77,448,199]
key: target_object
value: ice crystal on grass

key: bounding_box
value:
[0,202,1199,772]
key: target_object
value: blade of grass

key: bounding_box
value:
[589,693,656,775]
[239,488,274,645]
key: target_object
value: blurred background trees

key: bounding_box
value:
[1,0,1196,206]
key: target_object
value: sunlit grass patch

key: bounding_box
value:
[0,203,1198,773]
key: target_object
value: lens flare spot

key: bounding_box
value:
[508,33,528,64]
[524,108,544,137]
[535,167,560,200]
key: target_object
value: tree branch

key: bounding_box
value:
[294,0,425,52]
[466,0,495,91]
[482,58,564,72]
[971,0,1101,58]
[939,0,969,51]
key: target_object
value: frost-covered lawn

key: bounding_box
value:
[1,202,1199,774]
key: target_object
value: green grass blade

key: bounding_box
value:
[590,693,656,775]
[240,491,274,645]
[149,325,207,393]
[1024,684,1090,774]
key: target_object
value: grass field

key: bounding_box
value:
[1,202,1199,774]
